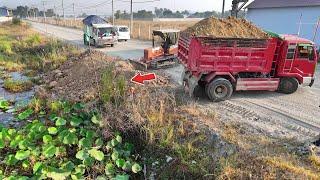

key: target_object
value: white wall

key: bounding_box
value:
[0,16,12,23]
[247,6,320,45]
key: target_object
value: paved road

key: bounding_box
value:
[29,21,320,141]
[28,21,151,60]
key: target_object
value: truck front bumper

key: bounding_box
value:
[97,39,117,46]
[302,77,315,87]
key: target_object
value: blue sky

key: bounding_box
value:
[0,0,249,16]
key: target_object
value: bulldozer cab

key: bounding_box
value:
[152,29,180,54]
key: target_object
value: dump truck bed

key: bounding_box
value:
[178,36,279,74]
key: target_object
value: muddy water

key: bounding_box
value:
[0,72,34,126]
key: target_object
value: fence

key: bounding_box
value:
[27,17,198,40]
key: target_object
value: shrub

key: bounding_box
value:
[25,34,42,46]
[0,40,12,55]
[0,101,142,179]
[3,79,33,93]
[100,65,126,106]
[12,18,21,25]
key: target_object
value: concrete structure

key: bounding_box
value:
[246,0,320,45]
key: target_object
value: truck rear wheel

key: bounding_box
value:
[206,78,233,102]
[278,78,299,94]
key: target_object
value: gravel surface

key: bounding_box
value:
[29,21,320,141]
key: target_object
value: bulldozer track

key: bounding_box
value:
[219,100,319,137]
[242,99,320,134]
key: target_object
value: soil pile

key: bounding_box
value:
[183,17,269,39]
[36,50,170,102]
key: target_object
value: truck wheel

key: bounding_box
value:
[83,34,88,45]
[206,78,233,102]
[93,40,98,48]
[278,78,299,94]
[111,44,114,47]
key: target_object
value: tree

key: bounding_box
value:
[13,6,29,18]
[154,7,163,18]
[115,10,121,19]
[46,9,55,17]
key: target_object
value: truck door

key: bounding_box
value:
[292,44,317,78]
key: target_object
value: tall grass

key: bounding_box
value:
[3,79,33,93]
[0,23,81,73]
[100,64,126,107]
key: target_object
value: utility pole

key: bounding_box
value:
[313,18,320,42]
[222,0,225,18]
[42,1,46,22]
[42,1,48,33]
[112,0,114,25]
[73,3,76,22]
[62,0,65,19]
[130,0,133,35]
[26,7,30,19]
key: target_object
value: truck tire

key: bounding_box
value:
[83,34,88,45]
[278,77,299,94]
[206,78,233,102]
[93,40,98,48]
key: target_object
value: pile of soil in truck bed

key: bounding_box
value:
[183,17,270,39]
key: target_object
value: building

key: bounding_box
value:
[0,6,12,23]
[0,6,10,17]
[246,0,320,45]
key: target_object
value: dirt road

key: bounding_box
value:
[28,21,151,59]
[29,21,320,141]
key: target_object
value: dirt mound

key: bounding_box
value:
[37,50,170,102]
[183,17,269,39]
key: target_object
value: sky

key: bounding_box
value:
[0,0,248,16]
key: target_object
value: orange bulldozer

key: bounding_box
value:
[130,29,180,70]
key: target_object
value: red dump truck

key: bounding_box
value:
[179,34,317,102]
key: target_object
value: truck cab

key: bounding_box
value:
[84,23,118,47]
[276,35,317,92]
[115,26,130,41]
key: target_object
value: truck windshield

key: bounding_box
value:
[119,27,129,32]
[98,28,115,36]
[297,44,315,60]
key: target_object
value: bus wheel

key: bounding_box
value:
[278,78,299,94]
[206,78,233,102]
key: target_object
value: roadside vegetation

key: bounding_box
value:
[0,100,142,179]
[3,79,33,93]
[0,21,319,179]
[0,21,81,74]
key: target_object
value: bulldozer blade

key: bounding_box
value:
[128,59,148,71]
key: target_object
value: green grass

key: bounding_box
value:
[0,23,81,73]
[100,65,126,107]
[3,79,33,93]
[0,100,142,179]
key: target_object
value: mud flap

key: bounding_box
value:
[183,70,200,97]
[309,78,315,87]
